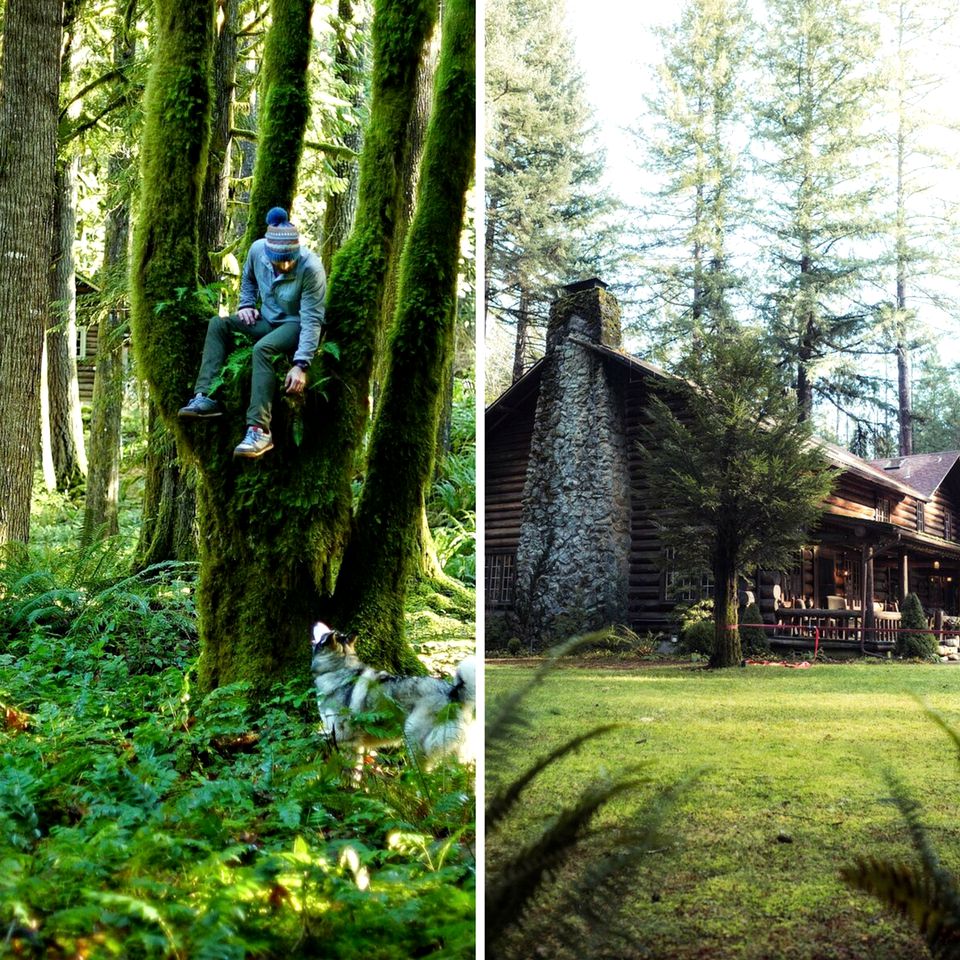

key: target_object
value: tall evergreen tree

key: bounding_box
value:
[879,0,960,455]
[638,0,753,350]
[321,0,368,274]
[485,0,615,382]
[0,0,63,546]
[638,331,833,668]
[756,0,885,421]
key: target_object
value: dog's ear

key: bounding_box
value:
[311,621,333,649]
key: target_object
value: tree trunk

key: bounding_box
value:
[710,557,741,668]
[241,0,314,253]
[333,0,475,664]
[134,402,198,567]
[321,0,367,273]
[512,288,529,383]
[42,155,87,493]
[131,0,437,695]
[82,8,136,544]
[376,16,438,388]
[0,0,62,545]
[199,0,239,285]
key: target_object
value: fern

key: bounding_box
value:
[486,634,682,959]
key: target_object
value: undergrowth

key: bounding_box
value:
[0,546,475,959]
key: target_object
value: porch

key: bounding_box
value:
[759,515,960,652]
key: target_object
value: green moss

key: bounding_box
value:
[333,0,474,666]
[242,0,314,251]
[129,0,215,418]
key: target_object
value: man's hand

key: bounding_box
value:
[238,307,260,326]
[285,365,307,395]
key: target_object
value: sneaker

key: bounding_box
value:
[178,394,222,418]
[233,426,274,458]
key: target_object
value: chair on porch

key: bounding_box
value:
[826,596,846,611]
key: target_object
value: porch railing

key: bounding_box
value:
[774,607,902,648]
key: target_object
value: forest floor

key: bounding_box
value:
[486,660,960,960]
[0,481,476,958]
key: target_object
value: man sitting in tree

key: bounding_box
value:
[178,207,327,458]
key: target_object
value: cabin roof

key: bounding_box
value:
[487,336,938,502]
[867,451,960,499]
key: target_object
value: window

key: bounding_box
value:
[875,497,891,523]
[663,547,714,602]
[916,501,925,533]
[485,552,516,608]
[946,514,954,542]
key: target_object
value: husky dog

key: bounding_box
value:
[310,621,476,764]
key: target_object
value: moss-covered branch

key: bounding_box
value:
[333,0,475,665]
[241,0,314,251]
[129,0,214,418]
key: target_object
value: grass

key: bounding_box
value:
[486,660,960,960]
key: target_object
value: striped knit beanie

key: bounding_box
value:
[264,207,301,263]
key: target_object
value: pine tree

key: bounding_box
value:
[638,0,753,350]
[879,0,960,455]
[485,0,615,383]
[756,0,885,421]
[638,330,833,668]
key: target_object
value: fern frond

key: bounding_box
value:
[841,856,960,957]
[486,723,626,831]
[486,776,645,949]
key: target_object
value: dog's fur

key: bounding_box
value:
[310,621,476,765]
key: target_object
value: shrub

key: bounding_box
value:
[897,592,937,660]
[680,619,715,656]
[740,602,770,656]
[675,598,713,634]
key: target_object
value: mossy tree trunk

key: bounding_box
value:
[82,183,129,543]
[41,2,87,495]
[241,0,314,249]
[128,0,214,563]
[132,0,438,695]
[332,0,475,664]
[0,0,62,545]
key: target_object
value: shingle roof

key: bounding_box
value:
[487,336,941,502]
[867,451,960,498]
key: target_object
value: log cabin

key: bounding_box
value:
[485,279,960,650]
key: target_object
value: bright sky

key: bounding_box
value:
[562,1,674,206]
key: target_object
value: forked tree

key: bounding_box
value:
[130,0,474,694]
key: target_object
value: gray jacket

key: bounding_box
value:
[239,239,327,365]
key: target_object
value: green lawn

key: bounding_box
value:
[486,661,960,959]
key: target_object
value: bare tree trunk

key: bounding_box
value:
[82,2,135,544]
[895,2,912,456]
[321,0,367,273]
[42,155,87,493]
[512,289,528,383]
[83,171,130,542]
[0,0,62,545]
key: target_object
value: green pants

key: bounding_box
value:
[194,314,301,430]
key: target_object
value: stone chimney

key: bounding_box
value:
[513,280,631,642]
[544,278,622,355]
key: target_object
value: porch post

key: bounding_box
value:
[863,545,876,651]
[899,550,909,603]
